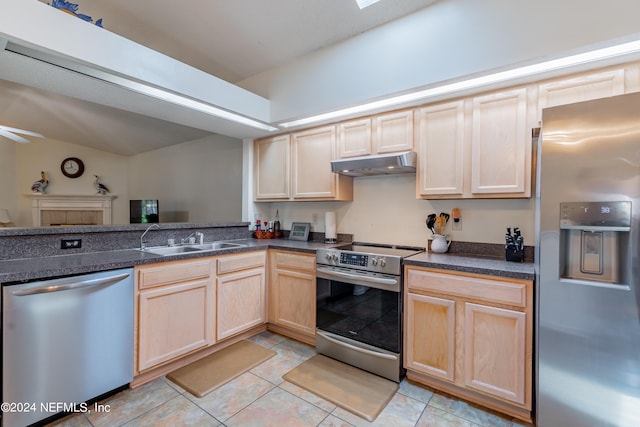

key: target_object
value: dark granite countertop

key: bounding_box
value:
[0,238,336,283]
[404,251,535,280]
[0,237,535,284]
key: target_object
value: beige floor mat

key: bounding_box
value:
[167,340,276,398]
[283,354,399,422]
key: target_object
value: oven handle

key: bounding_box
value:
[316,330,397,361]
[316,266,399,289]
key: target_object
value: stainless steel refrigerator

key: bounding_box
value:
[536,92,640,427]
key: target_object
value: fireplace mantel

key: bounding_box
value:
[26,194,117,226]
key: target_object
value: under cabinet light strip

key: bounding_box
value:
[279,38,640,129]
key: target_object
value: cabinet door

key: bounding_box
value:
[471,88,529,195]
[337,118,372,158]
[405,292,456,381]
[463,303,526,404]
[292,126,338,199]
[217,267,266,340]
[416,101,465,196]
[373,110,414,153]
[138,278,214,371]
[538,69,625,121]
[269,267,316,336]
[254,134,291,200]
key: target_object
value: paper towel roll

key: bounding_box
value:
[325,211,337,242]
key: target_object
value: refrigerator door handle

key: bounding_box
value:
[9,272,131,296]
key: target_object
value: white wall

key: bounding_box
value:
[128,134,243,223]
[252,175,535,248]
[239,0,640,122]
[0,140,17,221]
[5,134,243,227]
[14,137,129,225]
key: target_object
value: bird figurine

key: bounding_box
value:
[94,175,110,195]
[31,171,49,193]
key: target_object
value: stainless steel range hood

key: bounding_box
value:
[331,151,417,177]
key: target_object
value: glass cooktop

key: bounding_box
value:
[334,243,424,258]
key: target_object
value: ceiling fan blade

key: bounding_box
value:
[0,125,44,138]
[0,129,30,143]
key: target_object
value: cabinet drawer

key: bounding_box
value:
[137,259,212,290]
[217,251,266,275]
[406,268,528,308]
[274,251,316,272]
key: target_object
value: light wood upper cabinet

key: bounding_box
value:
[471,88,529,195]
[373,110,414,153]
[136,259,215,373]
[268,250,316,345]
[216,252,267,340]
[337,110,414,159]
[255,127,352,201]
[292,126,337,199]
[254,135,291,200]
[292,126,353,200]
[538,69,625,121]
[337,118,372,158]
[416,100,465,196]
[404,266,533,422]
[417,89,532,199]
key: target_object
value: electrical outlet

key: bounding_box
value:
[452,220,462,231]
[311,213,319,224]
[61,238,82,249]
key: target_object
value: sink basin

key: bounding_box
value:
[188,242,244,251]
[140,241,245,256]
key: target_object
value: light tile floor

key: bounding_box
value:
[49,331,531,427]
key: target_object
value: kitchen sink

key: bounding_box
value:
[140,241,245,256]
[188,242,245,251]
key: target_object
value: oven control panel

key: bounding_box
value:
[317,249,401,275]
[340,252,368,267]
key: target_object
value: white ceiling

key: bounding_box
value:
[71,0,439,83]
[0,0,438,155]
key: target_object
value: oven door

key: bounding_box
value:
[315,265,402,354]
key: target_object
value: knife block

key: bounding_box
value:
[505,246,524,262]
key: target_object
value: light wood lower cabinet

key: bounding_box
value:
[135,252,268,374]
[268,250,316,345]
[216,252,267,340]
[405,293,455,381]
[404,266,533,422]
[136,259,216,372]
[463,303,526,404]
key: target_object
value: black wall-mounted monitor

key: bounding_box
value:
[130,200,159,223]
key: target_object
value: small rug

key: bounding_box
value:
[283,354,399,422]
[167,340,275,398]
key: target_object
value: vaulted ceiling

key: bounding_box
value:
[0,0,438,154]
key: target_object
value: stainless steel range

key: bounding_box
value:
[315,242,424,382]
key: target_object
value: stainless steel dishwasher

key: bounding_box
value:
[2,268,134,427]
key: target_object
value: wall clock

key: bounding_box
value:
[61,157,85,178]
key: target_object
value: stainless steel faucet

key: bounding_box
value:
[140,223,160,249]
[181,231,204,245]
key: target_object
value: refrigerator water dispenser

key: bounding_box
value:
[559,201,630,285]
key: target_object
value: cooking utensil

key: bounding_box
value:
[426,214,436,233]
[434,216,447,235]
